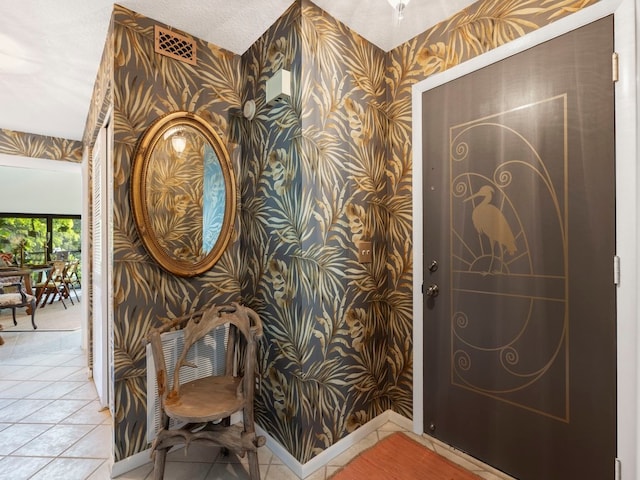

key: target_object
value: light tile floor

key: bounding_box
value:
[0,301,513,480]
[0,306,111,480]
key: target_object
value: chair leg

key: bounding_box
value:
[11,307,17,326]
[68,284,79,302]
[30,299,37,330]
[40,289,51,308]
[153,447,168,480]
[34,287,44,308]
[53,289,67,310]
[247,450,260,480]
[63,284,74,306]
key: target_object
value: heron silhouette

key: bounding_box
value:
[465,185,517,274]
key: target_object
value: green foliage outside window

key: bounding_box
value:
[52,218,81,257]
[0,215,81,265]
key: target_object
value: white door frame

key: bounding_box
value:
[412,0,638,477]
[91,114,113,410]
[82,149,90,353]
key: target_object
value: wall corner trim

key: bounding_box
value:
[111,448,148,478]
[259,410,412,479]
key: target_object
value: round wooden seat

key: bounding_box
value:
[165,375,244,423]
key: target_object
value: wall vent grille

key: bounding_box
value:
[146,325,228,442]
[154,25,197,65]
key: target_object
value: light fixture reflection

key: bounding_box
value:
[387,0,411,23]
[171,131,187,153]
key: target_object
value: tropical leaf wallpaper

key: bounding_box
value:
[88,5,244,462]
[0,128,82,162]
[240,4,393,463]
[81,0,598,466]
[143,131,217,263]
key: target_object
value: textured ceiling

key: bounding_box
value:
[0,0,476,142]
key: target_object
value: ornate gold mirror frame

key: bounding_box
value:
[131,111,236,277]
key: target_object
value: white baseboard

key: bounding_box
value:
[112,410,411,479]
[385,410,412,430]
[257,409,412,479]
[112,449,150,478]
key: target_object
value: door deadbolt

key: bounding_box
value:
[425,284,439,297]
[428,260,438,273]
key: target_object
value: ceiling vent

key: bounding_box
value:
[154,25,197,66]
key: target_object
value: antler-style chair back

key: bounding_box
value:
[146,302,265,480]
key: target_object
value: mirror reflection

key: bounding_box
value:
[131,111,236,277]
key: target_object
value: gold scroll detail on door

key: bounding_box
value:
[449,95,569,422]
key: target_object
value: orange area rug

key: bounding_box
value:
[330,432,482,480]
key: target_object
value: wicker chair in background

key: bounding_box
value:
[0,276,37,330]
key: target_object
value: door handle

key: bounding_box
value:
[425,284,439,297]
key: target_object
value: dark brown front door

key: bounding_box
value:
[422,17,616,480]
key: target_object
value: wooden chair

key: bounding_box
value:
[35,261,71,309]
[63,260,80,302]
[145,302,265,480]
[0,277,37,330]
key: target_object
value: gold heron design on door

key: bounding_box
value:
[464,185,517,275]
[422,18,616,479]
[448,100,569,419]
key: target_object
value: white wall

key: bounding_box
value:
[0,153,82,215]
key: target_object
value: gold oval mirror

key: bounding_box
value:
[131,111,236,277]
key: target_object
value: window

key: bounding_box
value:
[0,213,81,265]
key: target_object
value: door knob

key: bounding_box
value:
[425,284,439,297]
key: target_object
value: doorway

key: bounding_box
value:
[418,15,616,480]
